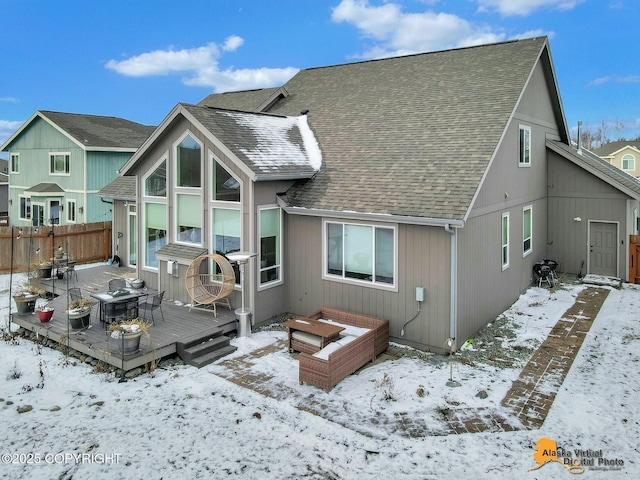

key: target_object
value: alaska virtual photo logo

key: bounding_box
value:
[530,438,625,474]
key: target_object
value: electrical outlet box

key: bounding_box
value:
[416,287,425,302]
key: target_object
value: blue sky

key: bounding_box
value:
[2,0,639,159]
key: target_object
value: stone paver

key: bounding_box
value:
[214,287,611,436]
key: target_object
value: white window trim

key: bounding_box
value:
[49,151,71,176]
[209,150,243,206]
[258,205,283,290]
[502,212,509,270]
[66,199,77,223]
[48,199,61,225]
[173,130,203,192]
[142,200,168,272]
[622,154,635,171]
[518,125,531,167]
[10,153,19,174]
[523,205,533,257]
[210,206,243,287]
[19,195,31,221]
[142,154,168,199]
[32,202,45,226]
[174,192,203,246]
[322,219,398,291]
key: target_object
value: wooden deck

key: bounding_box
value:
[11,265,238,373]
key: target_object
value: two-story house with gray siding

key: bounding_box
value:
[1,111,154,227]
[100,37,640,353]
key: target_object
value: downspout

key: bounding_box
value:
[444,223,457,350]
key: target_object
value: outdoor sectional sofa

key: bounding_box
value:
[297,307,389,392]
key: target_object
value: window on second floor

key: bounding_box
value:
[622,154,635,171]
[50,152,70,175]
[145,159,167,197]
[10,153,19,173]
[519,125,531,167]
[176,134,201,188]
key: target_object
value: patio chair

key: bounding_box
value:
[68,287,83,302]
[138,291,165,325]
[109,278,127,291]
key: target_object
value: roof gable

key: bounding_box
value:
[547,140,640,200]
[1,110,155,152]
[121,104,321,181]
[594,141,640,157]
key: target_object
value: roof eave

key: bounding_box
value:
[277,197,464,227]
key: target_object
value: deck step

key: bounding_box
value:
[176,326,237,367]
[188,345,238,368]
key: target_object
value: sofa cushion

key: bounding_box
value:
[313,341,342,360]
[313,335,358,360]
[318,319,370,337]
[291,331,322,347]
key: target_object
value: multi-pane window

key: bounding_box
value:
[67,200,77,223]
[145,203,167,269]
[145,160,166,197]
[523,206,532,256]
[326,221,395,287]
[502,212,509,270]
[176,134,201,188]
[19,196,31,220]
[10,153,19,173]
[519,125,531,166]
[50,152,70,174]
[622,154,635,171]
[259,207,281,285]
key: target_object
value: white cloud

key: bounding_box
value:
[0,119,25,145]
[0,97,19,104]
[331,0,506,58]
[587,75,640,87]
[476,0,585,17]
[105,36,298,93]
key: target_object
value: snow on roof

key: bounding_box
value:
[221,111,322,174]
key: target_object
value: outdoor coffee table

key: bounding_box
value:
[283,317,345,353]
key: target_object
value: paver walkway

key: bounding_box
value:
[214,286,611,437]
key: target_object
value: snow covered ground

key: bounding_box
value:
[1,266,638,479]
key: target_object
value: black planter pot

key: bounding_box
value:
[68,310,91,330]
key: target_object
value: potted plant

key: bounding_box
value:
[36,261,53,278]
[54,245,64,260]
[12,285,42,314]
[36,306,55,322]
[109,319,150,354]
[66,298,93,330]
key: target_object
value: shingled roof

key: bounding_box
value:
[593,140,640,157]
[202,37,557,221]
[2,111,155,152]
[121,103,321,181]
[97,175,137,201]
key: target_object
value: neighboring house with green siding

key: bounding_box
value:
[1,111,154,226]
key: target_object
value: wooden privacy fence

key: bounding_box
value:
[0,222,112,273]
[630,235,640,285]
